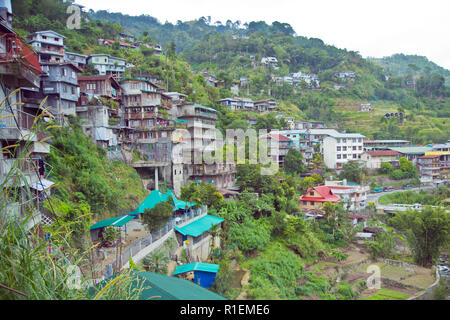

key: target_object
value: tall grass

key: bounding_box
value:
[0,92,145,299]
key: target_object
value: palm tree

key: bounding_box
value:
[143,252,168,274]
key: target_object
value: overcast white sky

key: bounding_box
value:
[76,0,450,69]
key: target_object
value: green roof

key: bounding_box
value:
[194,104,217,113]
[141,89,160,94]
[90,215,135,230]
[389,146,433,155]
[130,190,196,216]
[93,271,226,300]
[173,263,219,276]
[174,215,224,237]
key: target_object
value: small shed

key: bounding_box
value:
[174,215,224,243]
[173,262,220,288]
[89,214,135,242]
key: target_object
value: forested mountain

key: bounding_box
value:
[12,0,450,144]
[369,54,450,84]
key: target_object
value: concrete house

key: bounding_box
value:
[0,1,53,232]
[360,150,401,170]
[64,51,87,68]
[176,104,236,189]
[87,54,126,80]
[300,186,341,214]
[40,62,82,119]
[26,30,65,63]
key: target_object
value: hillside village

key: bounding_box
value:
[0,0,449,302]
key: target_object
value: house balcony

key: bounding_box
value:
[0,34,43,85]
[0,158,42,187]
[5,198,43,231]
[42,83,58,95]
[0,110,38,141]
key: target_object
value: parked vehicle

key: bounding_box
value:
[403,184,412,190]
[372,187,384,193]
[383,186,395,192]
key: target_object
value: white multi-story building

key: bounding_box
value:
[325,180,370,211]
[323,133,366,169]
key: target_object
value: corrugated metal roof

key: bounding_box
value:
[93,271,226,300]
[90,215,135,230]
[173,263,219,275]
[174,215,224,237]
[389,146,433,155]
[130,190,196,216]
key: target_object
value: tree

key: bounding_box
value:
[142,201,174,233]
[284,148,307,176]
[367,229,396,259]
[143,251,169,274]
[389,207,449,267]
[166,41,176,58]
[180,182,224,209]
[227,218,272,253]
[340,161,366,184]
[380,162,393,175]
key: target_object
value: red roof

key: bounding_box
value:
[419,155,440,159]
[300,186,341,203]
[104,39,137,47]
[365,150,401,157]
[260,133,292,141]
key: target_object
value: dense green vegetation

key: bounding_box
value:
[389,206,449,267]
[369,53,450,85]
[43,118,147,250]
[379,187,450,206]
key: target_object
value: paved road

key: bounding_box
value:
[367,186,435,205]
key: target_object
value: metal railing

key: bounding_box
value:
[103,205,208,279]
[0,110,36,131]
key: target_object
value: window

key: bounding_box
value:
[353,154,357,159]
[337,154,341,159]
[310,202,315,206]
[303,201,307,206]
[310,191,314,196]
[343,146,347,151]
[62,68,67,76]
[337,146,341,151]
[359,146,362,150]
[71,87,75,95]
[343,154,347,159]
[342,139,347,143]
[353,146,357,151]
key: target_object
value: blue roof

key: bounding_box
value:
[174,215,224,237]
[173,263,219,275]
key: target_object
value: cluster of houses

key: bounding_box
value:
[218,97,278,113]
[270,127,449,216]
[0,3,239,238]
[272,71,320,89]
